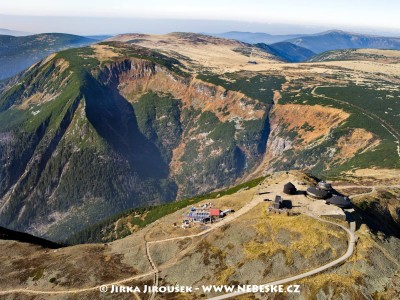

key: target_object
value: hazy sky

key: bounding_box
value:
[1,0,399,35]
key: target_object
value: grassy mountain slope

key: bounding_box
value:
[0,40,280,240]
[0,45,180,240]
[66,176,265,244]
[0,173,349,298]
[0,33,96,80]
[1,171,399,299]
[1,33,399,242]
[270,82,400,177]
[310,48,400,63]
[256,42,316,62]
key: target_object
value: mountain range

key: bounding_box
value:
[1,32,399,242]
[2,29,400,83]
[0,30,400,299]
[214,30,400,53]
[286,30,400,53]
[211,31,304,44]
[0,35,277,240]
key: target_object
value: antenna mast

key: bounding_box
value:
[248,48,257,64]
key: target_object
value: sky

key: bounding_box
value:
[0,0,399,35]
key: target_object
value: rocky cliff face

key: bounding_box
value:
[98,58,270,197]
[259,103,380,176]
[0,40,392,241]
[0,45,271,240]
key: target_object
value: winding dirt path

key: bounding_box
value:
[145,239,159,300]
[0,186,264,297]
[334,185,400,189]
[207,215,356,300]
[143,187,267,297]
[143,186,356,300]
[334,184,400,199]
[0,182,357,299]
[0,271,157,296]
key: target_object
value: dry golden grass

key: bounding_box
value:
[348,234,375,264]
[299,271,364,293]
[91,44,122,62]
[216,267,236,286]
[271,104,350,146]
[109,33,282,74]
[336,128,380,161]
[16,92,56,110]
[244,210,347,264]
[244,240,286,261]
[315,60,400,77]
[347,168,400,181]
[356,49,400,57]
[372,287,400,300]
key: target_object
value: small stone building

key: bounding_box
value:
[273,195,283,209]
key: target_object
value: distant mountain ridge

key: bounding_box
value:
[0,33,96,80]
[85,35,114,41]
[211,31,304,44]
[211,30,400,54]
[0,28,32,36]
[284,30,400,53]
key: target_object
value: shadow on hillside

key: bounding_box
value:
[0,226,64,249]
[83,75,169,179]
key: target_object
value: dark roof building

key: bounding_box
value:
[307,187,330,199]
[283,182,297,195]
[326,195,352,209]
[318,181,332,191]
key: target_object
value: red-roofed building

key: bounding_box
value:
[209,208,221,217]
